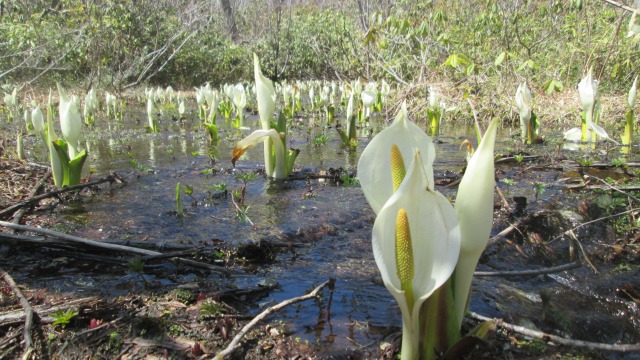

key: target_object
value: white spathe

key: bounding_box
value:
[232,129,285,180]
[372,149,460,360]
[357,102,436,214]
[57,83,82,158]
[515,82,532,141]
[453,117,498,327]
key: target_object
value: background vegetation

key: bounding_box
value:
[1,0,639,99]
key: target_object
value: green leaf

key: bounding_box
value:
[444,53,469,69]
[494,51,506,66]
[543,79,564,94]
[517,59,538,72]
[176,182,183,216]
[67,150,87,186]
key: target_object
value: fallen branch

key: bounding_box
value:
[469,311,640,353]
[215,279,334,359]
[0,268,34,353]
[0,221,232,276]
[0,173,122,219]
[474,261,581,277]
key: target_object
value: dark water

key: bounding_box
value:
[13,103,640,355]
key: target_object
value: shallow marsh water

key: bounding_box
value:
[8,102,640,357]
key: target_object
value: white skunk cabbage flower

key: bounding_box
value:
[429,86,439,109]
[57,83,82,158]
[166,86,174,103]
[357,102,436,214]
[361,90,377,117]
[32,107,46,146]
[372,149,460,360]
[565,69,609,143]
[515,82,532,141]
[232,84,246,110]
[84,88,98,123]
[203,84,214,109]
[320,85,330,105]
[195,87,205,108]
[579,68,597,121]
[32,107,44,133]
[178,99,186,119]
[629,76,638,110]
[105,92,117,117]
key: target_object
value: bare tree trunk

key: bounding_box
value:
[220,0,238,42]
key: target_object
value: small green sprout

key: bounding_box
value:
[611,158,626,168]
[211,183,228,192]
[200,300,224,316]
[500,178,516,185]
[313,134,328,146]
[514,154,525,163]
[339,174,360,186]
[533,182,546,200]
[235,172,258,183]
[52,308,79,328]
[127,256,145,273]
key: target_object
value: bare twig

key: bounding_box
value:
[474,261,581,277]
[215,279,334,359]
[0,268,34,352]
[469,311,640,353]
